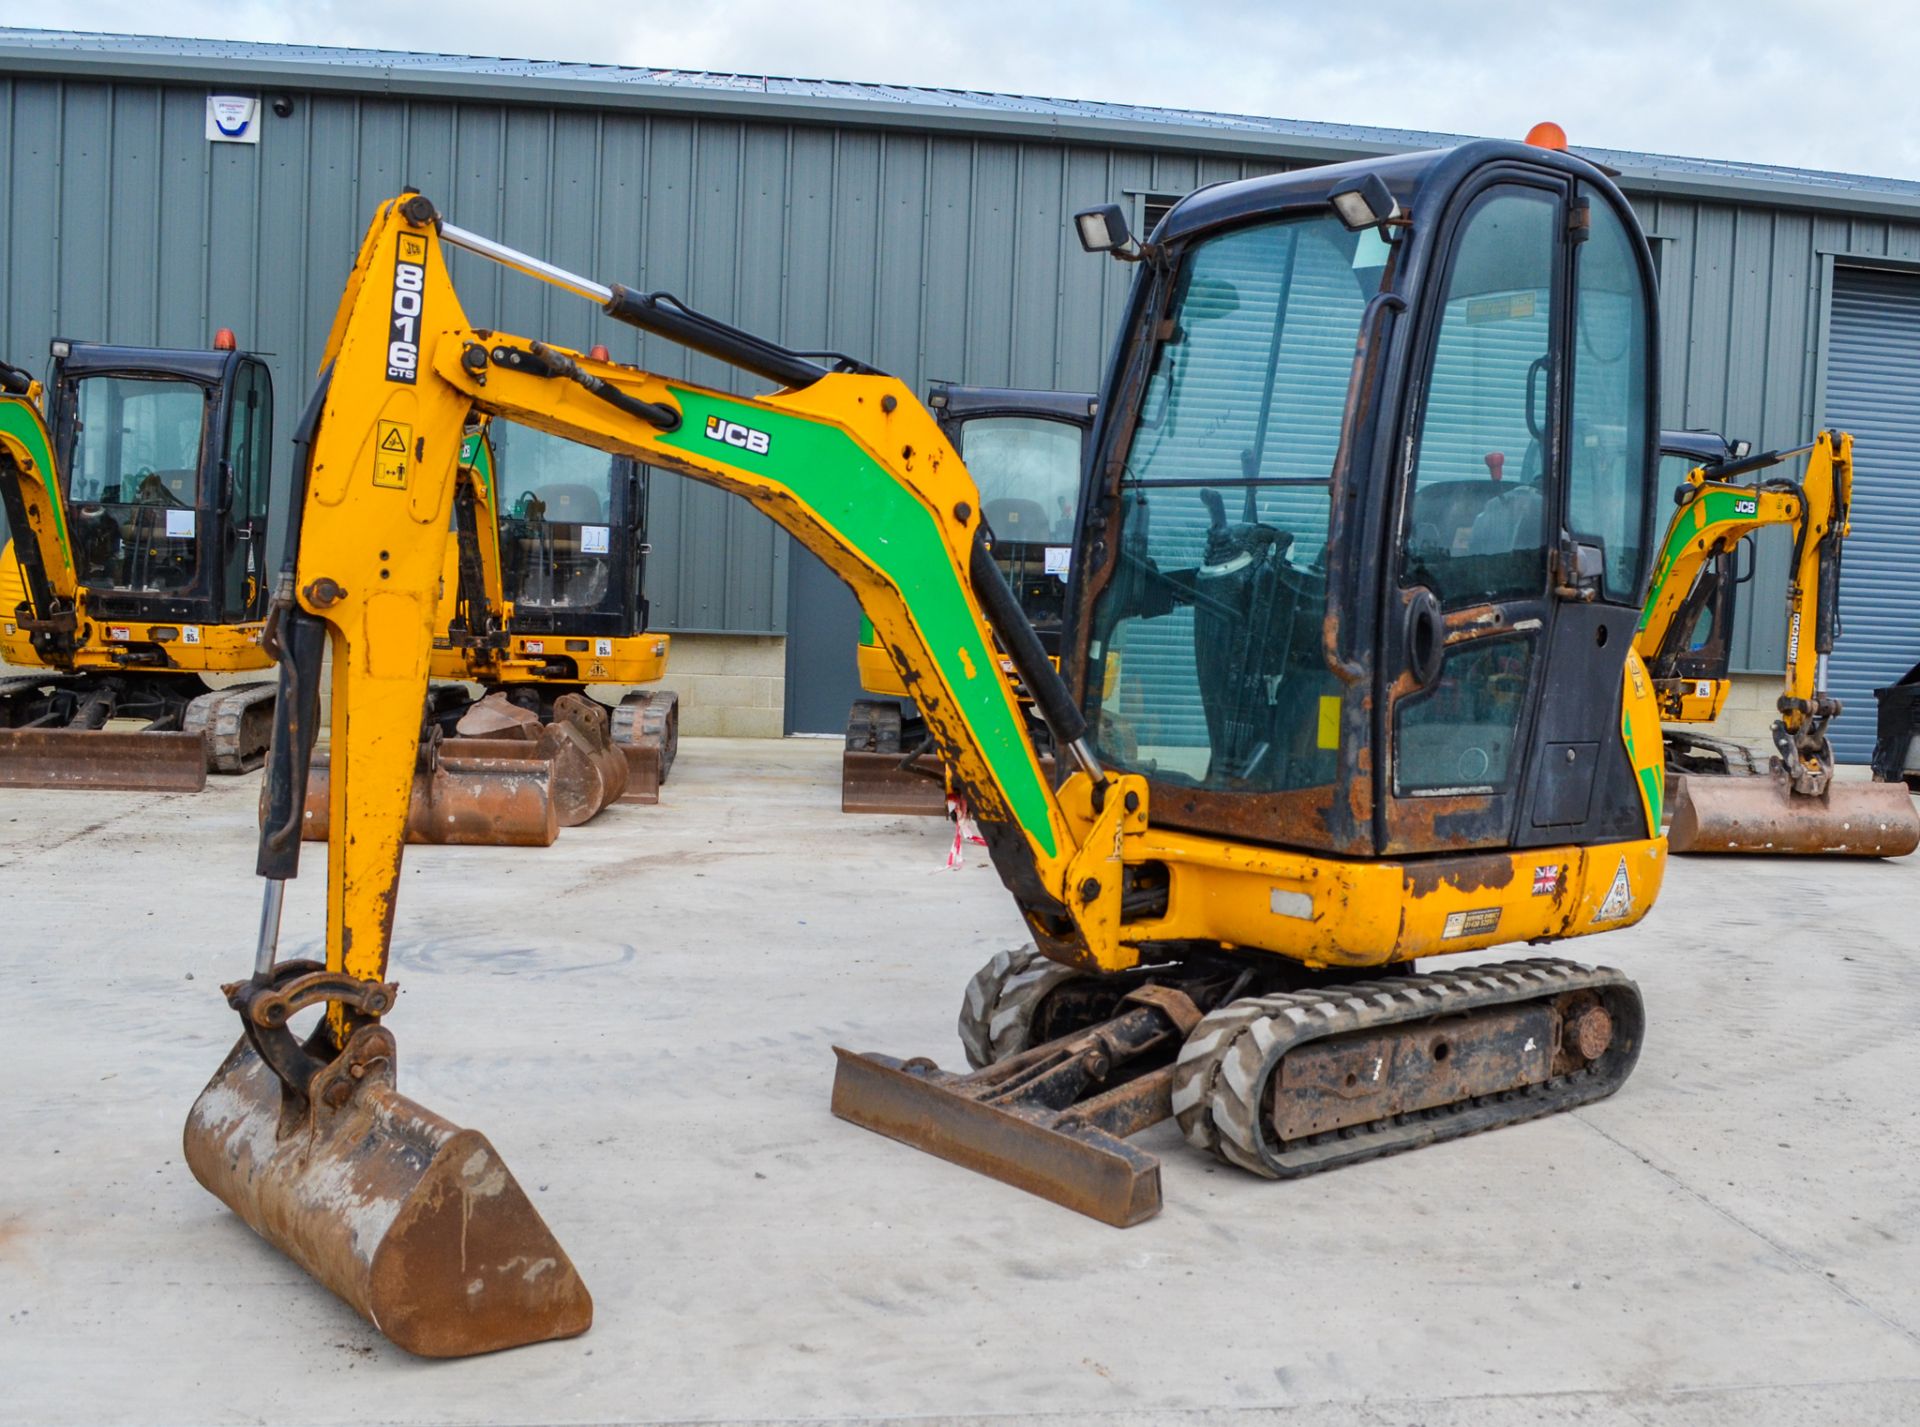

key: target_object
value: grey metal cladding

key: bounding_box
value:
[0,70,1286,635]
[4,42,1919,664]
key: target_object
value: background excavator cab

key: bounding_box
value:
[1075,148,1662,860]
[0,339,279,791]
[489,420,652,647]
[843,383,1095,814]
[48,341,273,630]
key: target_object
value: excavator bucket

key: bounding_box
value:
[0,728,209,791]
[302,743,560,846]
[299,693,636,846]
[184,1023,592,1357]
[445,692,628,826]
[1668,772,1920,855]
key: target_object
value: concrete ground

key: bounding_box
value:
[3,737,1918,1427]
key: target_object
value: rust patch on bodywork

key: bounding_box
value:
[1403,852,1516,897]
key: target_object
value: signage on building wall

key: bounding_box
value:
[206,95,261,144]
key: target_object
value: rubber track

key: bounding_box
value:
[956,944,1081,1070]
[612,689,680,781]
[1171,958,1642,1179]
[182,682,277,773]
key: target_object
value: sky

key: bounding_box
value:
[5,0,1917,179]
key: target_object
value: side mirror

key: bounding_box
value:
[1074,204,1142,261]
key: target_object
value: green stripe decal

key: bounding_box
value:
[1637,487,1754,634]
[658,388,1057,858]
[459,431,493,499]
[1620,690,1662,832]
[0,397,70,564]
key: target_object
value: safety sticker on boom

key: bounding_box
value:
[387,233,427,384]
[374,421,412,489]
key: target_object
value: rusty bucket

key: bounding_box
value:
[1668,772,1920,855]
[185,1014,591,1357]
[302,741,561,846]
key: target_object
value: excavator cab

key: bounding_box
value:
[490,420,653,643]
[0,340,279,789]
[50,341,274,628]
[844,383,1095,813]
[1076,151,1660,860]
[453,420,679,805]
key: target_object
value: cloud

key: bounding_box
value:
[13,0,1917,176]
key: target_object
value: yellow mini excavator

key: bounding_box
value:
[190,138,1675,1356]
[1636,430,1919,854]
[844,382,1093,814]
[0,338,279,790]
[298,416,679,845]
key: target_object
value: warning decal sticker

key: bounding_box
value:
[1442,907,1502,939]
[373,421,412,489]
[1593,857,1634,923]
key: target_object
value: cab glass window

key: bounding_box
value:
[1404,186,1556,609]
[1568,184,1652,601]
[66,374,209,592]
[961,415,1083,544]
[1085,212,1385,791]
[491,421,622,613]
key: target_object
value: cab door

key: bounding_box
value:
[219,359,273,621]
[1380,171,1656,854]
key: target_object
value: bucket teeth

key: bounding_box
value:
[184,1025,592,1358]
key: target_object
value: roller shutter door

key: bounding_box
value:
[1823,266,1920,762]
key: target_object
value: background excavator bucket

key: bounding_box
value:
[184,1026,592,1358]
[302,744,560,846]
[840,748,949,815]
[1668,772,1920,855]
[0,728,209,791]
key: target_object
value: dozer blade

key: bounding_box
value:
[185,1025,591,1357]
[840,749,948,816]
[0,727,208,791]
[1668,772,1920,855]
[302,745,560,845]
[831,1048,1163,1227]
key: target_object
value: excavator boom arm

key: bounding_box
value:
[289,195,1103,999]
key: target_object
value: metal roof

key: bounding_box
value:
[5,26,1918,219]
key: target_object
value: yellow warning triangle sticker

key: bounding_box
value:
[1592,857,1633,923]
[380,427,407,452]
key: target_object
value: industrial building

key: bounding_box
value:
[2,28,1917,755]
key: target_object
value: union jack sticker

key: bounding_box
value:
[1532,864,1561,896]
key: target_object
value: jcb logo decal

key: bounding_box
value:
[704,415,771,456]
[1734,497,1757,516]
[387,233,427,384]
